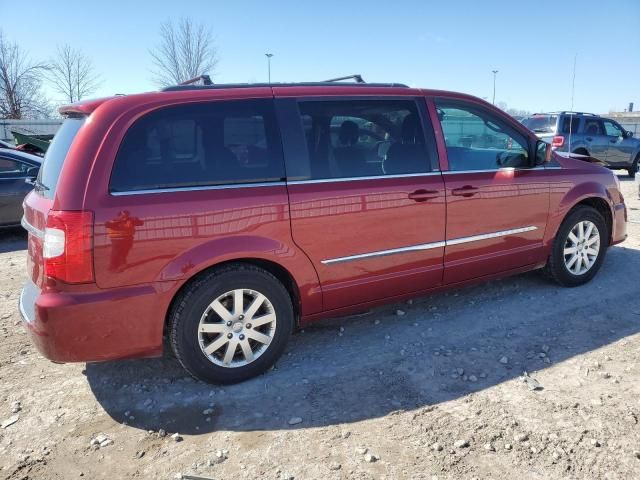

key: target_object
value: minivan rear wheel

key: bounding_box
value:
[168,264,294,384]
[544,206,608,287]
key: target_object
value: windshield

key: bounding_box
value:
[522,115,558,134]
[36,117,85,199]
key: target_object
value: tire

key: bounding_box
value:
[628,155,639,178]
[168,264,294,384]
[544,206,608,287]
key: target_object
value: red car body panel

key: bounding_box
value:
[20,85,628,363]
[286,175,446,311]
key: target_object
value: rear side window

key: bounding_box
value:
[522,115,557,134]
[294,99,436,180]
[37,117,85,199]
[110,99,284,192]
[583,119,604,136]
[560,116,580,134]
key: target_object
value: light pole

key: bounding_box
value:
[491,70,499,105]
[265,53,274,83]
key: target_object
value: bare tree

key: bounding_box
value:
[50,45,101,103]
[150,18,219,87]
[0,31,50,119]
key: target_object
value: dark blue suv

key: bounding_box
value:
[522,112,640,177]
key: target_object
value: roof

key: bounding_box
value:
[57,83,496,118]
[0,148,42,164]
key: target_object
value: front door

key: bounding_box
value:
[603,119,634,167]
[0,155,33,226]
[434,99,550,284]
[276,94,446,311]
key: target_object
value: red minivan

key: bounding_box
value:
[19,82,627,384]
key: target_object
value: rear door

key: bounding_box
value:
[583,118,609,162]
[276,93,445,311]
[434,99,550,284]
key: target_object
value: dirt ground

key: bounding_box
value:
[0,173,639,480]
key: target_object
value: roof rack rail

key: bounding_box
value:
[533,111,596,116]
[178,74,213,86]
[162,81,409,92]
[323,74,365,83]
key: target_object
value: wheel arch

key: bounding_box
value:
[545,184,614,249]
[163,256,314,337]
[572,146,590,156]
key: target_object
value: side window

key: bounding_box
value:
[603,120,623,137]
[435,101,530,171]
[0,157,27,177]
[583,119,604,136]
[561,116,580,134]
[110,99,284,192]
[295,99,436,180]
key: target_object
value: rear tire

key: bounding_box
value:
[544,206,608,287]
[168,264,294,384]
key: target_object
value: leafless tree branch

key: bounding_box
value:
[49,44,101,104]
[149,18,219,87]
[0,31,51,119]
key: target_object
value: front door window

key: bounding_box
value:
[435,102,530,171]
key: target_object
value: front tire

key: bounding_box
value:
[168,264,294,384]
[628,155,639,178]
[544,206,608,287]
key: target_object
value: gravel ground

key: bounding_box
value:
[0,174,639,480]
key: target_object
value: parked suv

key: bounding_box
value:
[522,112,640,177]
[20,83,627,384]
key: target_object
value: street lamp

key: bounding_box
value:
[265,53,274,84]
[491,70,499,105]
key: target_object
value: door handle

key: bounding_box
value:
[451,186,479,197]
[585,137,593,142]
[408,189,439,202]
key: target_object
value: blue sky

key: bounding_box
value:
[1,0,638,114]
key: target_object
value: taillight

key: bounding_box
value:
[44,210,94,283]
[552,135,565,148]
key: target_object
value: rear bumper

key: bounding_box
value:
[611,202,627,246]
[19,279,172,363]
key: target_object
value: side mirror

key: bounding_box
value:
[535,140,552,165]
[26,166,39,178]
[626,130,634,138]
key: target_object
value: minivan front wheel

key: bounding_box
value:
[169,264,294,384]
[545,206,608,287]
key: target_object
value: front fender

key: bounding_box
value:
[158,235,323,315]
[543,181,613,249]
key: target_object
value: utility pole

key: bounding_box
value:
[492,70,499,105]
[265,53,274,84]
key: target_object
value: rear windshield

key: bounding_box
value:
[522,115,558,134]
[37,117,85,199]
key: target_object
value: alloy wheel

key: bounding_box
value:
[563,220,600,276]
[198,289,276,368]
